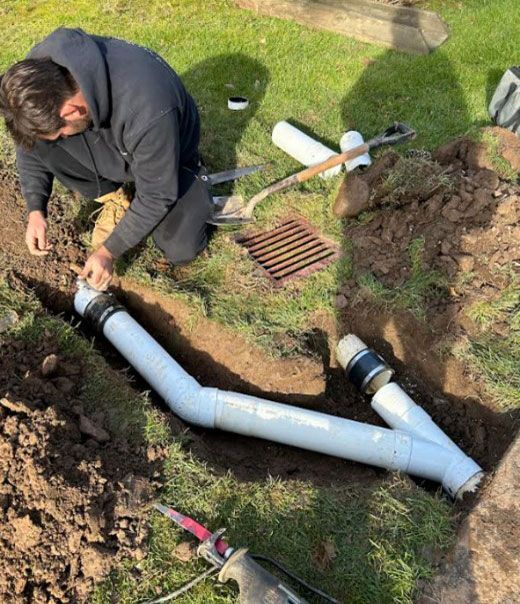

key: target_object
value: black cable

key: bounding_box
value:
[250,553,340,604]
[143,566,219,603]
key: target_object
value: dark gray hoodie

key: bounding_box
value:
[17,28,200,258]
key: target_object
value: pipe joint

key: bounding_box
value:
[336,335,393,394]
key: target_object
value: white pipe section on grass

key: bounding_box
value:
[340,130,372,172]
[271,121,341,179]
[74,282,483,498]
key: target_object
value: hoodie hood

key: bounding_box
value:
[28,28,110,130]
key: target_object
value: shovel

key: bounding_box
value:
[208,122,416,226]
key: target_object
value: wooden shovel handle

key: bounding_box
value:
[245,143,369,212]
[296,143,369,183]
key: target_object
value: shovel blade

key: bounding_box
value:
[212,195,244,212]
[208,213,255,226]
[210,195,254,226]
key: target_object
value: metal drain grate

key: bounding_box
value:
[236,217,341,286]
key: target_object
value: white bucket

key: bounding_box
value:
[340,130,372,172]
[272,121,341,180]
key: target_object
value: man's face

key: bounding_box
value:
[40,112,92,141]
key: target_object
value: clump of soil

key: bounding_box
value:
[0,332,156,603]
[369,153,454,207]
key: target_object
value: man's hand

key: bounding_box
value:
[80,246,114,291]
[26,210,52,256]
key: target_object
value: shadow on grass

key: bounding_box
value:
[180,53,270,172]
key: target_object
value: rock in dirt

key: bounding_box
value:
[79,414,110,443]
[173,541,197,562]
[41,353,59,377]
[0,310,19,334]
[333,173,370,218]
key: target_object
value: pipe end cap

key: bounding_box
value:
[443,456,484,499]
[455,471,485,500]
[336,334,368,370]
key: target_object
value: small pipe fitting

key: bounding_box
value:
[336,334,394,394]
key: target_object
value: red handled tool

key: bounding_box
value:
[154,503,230,557]
[151,503,339,604]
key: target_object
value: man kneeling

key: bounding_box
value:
[0,28,212,290]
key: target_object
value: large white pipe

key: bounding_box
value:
[272,121,341,179]
[213,390,481,498]
[74,282,482,498]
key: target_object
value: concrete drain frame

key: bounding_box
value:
[235,216,341,286]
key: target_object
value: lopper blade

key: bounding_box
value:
[206,164,267,185]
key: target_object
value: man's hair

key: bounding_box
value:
[0,58,78,149]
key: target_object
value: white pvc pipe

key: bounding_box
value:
[340,131,372,172]
[372,383,465,455]
[213,390,481,498]
[74,282,483,498]
[336,334,393,394]
[272,120,341,179]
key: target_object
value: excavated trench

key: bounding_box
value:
[1,131,519,602]
[18,274,513,495]
[0,155,517,493]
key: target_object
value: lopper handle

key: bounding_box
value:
[218,548,308,604]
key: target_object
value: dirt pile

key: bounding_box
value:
[0,332,156,603]
[339,131,519,334]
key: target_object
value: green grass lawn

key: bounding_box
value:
[0,1,518,600]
